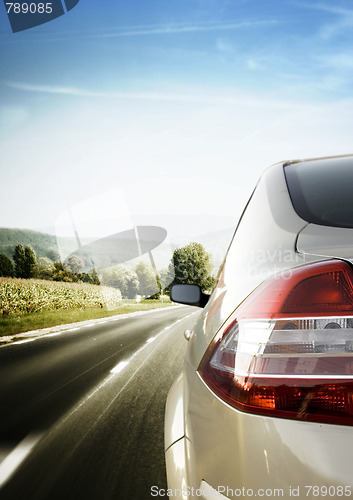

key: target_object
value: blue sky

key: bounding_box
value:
[1,0,353,237]
[2,1,353,100]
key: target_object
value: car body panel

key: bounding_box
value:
[297,224,353,262]
[187,374,353,492]
[165,438,189,499]
[166,370,353,499]
[165,373,185,450]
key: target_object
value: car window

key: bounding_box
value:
[284,157,353,228]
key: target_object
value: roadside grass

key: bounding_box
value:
[0,298,173,337]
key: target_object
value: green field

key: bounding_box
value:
[0,277,172,338]
[0,299,173,338]
[0,277,123,315]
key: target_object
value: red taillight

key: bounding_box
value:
[198,260,353,425]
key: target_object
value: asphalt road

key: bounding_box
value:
[0,306,200,500]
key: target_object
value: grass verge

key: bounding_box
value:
[0,299,173,337]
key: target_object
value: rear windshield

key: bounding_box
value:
[284,157,353,228]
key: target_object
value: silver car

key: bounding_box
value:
[165,155,353,500]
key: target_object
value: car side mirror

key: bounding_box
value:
[170,284,209,308]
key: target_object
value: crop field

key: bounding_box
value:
[0,277,122,315]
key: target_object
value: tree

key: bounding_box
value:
[36,257,54,280]
[125,270,139,299]
[159,267,174,295]
[90,268,100,285]
[64,255,84,274]
[171,242,215,291]
[46,248,60,262]
[79,269,100,285]
[0,254,14,277]
[134,261,160,298]
[52,261,75,282]
[100,265,139,299]
[23,246,37,278]
[13,244,26,278]
[13,244,37,279]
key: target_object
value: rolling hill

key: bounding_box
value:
[0,228,60,262]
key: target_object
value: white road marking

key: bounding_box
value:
[110,361,129,374]
[109,311,197,375]
[63,310,197,416]
[0,432,42,488]
[12,338,36,345]
[60,309,199,442]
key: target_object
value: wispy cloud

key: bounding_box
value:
[319,18,353,40]
[295,1,353,39]
[8,82,100,96]
[216,38,234,54]
[6,81,296,110]
[247,59,264,71]
[297,2,353,16]
[98,20,277,38]
[0,19,277,44]
[319,52,353,71]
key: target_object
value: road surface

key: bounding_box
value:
[0,306,200,500]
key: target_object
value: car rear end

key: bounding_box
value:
[165,155,353,500]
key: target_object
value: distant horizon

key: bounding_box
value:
[0,219,236,241]
[0,223,235,271]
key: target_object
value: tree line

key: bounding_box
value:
[0,242,216,299]
[0,244,99,285]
